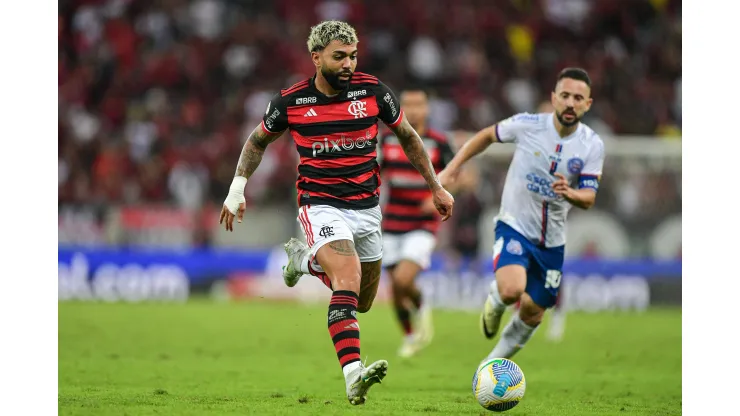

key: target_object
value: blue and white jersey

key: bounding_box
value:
[494,112,605,247]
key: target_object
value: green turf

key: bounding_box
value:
[58,301,681,415]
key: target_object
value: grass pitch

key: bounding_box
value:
[59,301,681,415]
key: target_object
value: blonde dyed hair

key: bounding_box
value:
[307,20,359,53]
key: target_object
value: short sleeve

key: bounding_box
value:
[578,138,605,191]
[261,93,289,134]
[375,82,404,128]
[495,113,539,144]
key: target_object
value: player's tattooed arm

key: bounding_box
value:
[220,124,282,232]
[389,116,443,190]
[234,125,282,178]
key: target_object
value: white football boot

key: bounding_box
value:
[281,237,309,287]
[397,335,419,358]
[417,303,434,345]
[397,305,434,358]
[345,360,388,405]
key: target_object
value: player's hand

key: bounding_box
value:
[552,173,573,197]
[219,197,246,232]
[219,202,246,232]
[220,177,248,232]
[431,185,455,221]
[437,167,460,189]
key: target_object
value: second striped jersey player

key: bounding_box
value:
[377,87,455,358]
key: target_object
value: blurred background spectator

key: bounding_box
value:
[58,0,681,259]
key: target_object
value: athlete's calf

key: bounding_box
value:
[358,259,382,313]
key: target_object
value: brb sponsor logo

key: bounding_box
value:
[348,89,367,99]
[312,130,374,157]
[296,96,317,105]
[526,173,558,199]
[347,100,368,118]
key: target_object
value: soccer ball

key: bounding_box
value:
[472,358,526,412]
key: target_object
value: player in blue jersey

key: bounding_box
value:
[438,68,605,360]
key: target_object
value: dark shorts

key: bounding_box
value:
[493,221,565,309]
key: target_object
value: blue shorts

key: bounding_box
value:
[493,221,564,309]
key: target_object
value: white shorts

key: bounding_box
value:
[297,204,383,263]
[382,229,437,270]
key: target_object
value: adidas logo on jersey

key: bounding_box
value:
[304,108,318,117]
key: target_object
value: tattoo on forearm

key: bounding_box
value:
[235,127,279,178]
[328,240,357,256]
[392,119,440,188]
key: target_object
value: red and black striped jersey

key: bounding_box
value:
[378,128,455,235]
[260,72,404,210]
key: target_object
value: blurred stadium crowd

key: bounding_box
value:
[58,0,681,257]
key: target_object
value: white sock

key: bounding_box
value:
[292,245,314,274]
[297,252,310,274]
[485,314,538,360]
[488,280,508,312]
[343,361,362,380]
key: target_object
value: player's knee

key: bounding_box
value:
[331,272,361,294]
[393,261,421,286]
[391,272,414,292]
[499,285,525,304]
[495,265,527,303]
